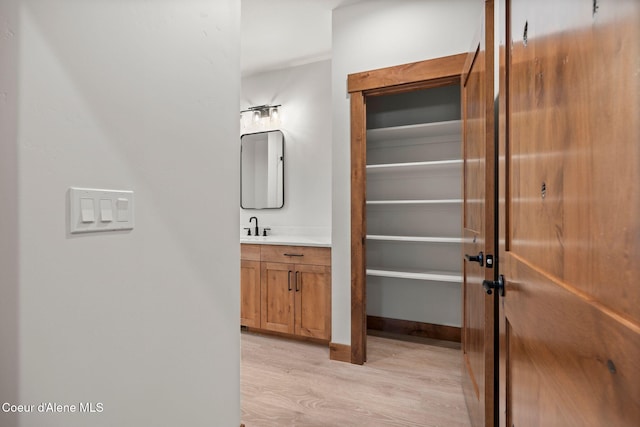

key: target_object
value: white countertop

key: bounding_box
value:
[240,235,331,248]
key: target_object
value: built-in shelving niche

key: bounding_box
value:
[365,84,462,328]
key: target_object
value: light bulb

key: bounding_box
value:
[253,111,260,122]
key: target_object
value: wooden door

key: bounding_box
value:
[498,1,640,426]
[240,259,261,328]
[260,262,294,334]
[294,264,331,340]
[461,2,495,426]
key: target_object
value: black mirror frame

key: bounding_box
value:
[240,130,285,210]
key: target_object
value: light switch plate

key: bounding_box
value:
[70,187,134,234]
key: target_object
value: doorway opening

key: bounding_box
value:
[348,54,467,364]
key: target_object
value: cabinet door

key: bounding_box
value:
[294,264,331,340]
[240,259,261,328]
[261,262,295,334]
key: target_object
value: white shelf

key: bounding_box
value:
[367,199,462,205]
[367,120,461,143]
[367,267,462,283]
[365,89,462,326]
[366,159,462,173]
[367,235,462,243]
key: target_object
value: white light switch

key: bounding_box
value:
[100,199,113,222]
[80,198,95,223]
[116,198,129,222]
[70,188,134,234]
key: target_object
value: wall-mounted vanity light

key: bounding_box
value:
[240,104,282,133]
[241,104,281,122]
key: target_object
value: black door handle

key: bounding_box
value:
[465,251,484,267]
[483,275,505,296]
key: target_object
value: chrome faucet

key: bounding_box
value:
[249,216,259,237]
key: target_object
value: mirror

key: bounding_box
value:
[241,130,284,209]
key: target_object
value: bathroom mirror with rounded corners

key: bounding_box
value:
[240,130,284,209]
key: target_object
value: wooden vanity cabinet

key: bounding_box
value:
[261,245,331,341]
[241,243,331,342]
[240,244,261,328]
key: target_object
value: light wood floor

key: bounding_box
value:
[241,331,472,426]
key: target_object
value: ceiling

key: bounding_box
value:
[241,0,361,76]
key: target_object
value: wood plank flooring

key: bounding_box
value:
[241,331,471,426]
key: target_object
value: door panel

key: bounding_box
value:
[462,2,495,426]
[240,259,261,328]
[260,262,294,334]
[500,1,640,425]
[506,319,572,427]
[505,259,640,425]
[295,264,331,340]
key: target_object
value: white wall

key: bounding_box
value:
[240,60,332,236]
[331,0,484,345]
[0,2,19,425]
[0,1,241,426]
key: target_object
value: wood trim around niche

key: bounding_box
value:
[347,53,467,94]
[367,316,461,343]
[348,54,466,365]
[350,90,367,365]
